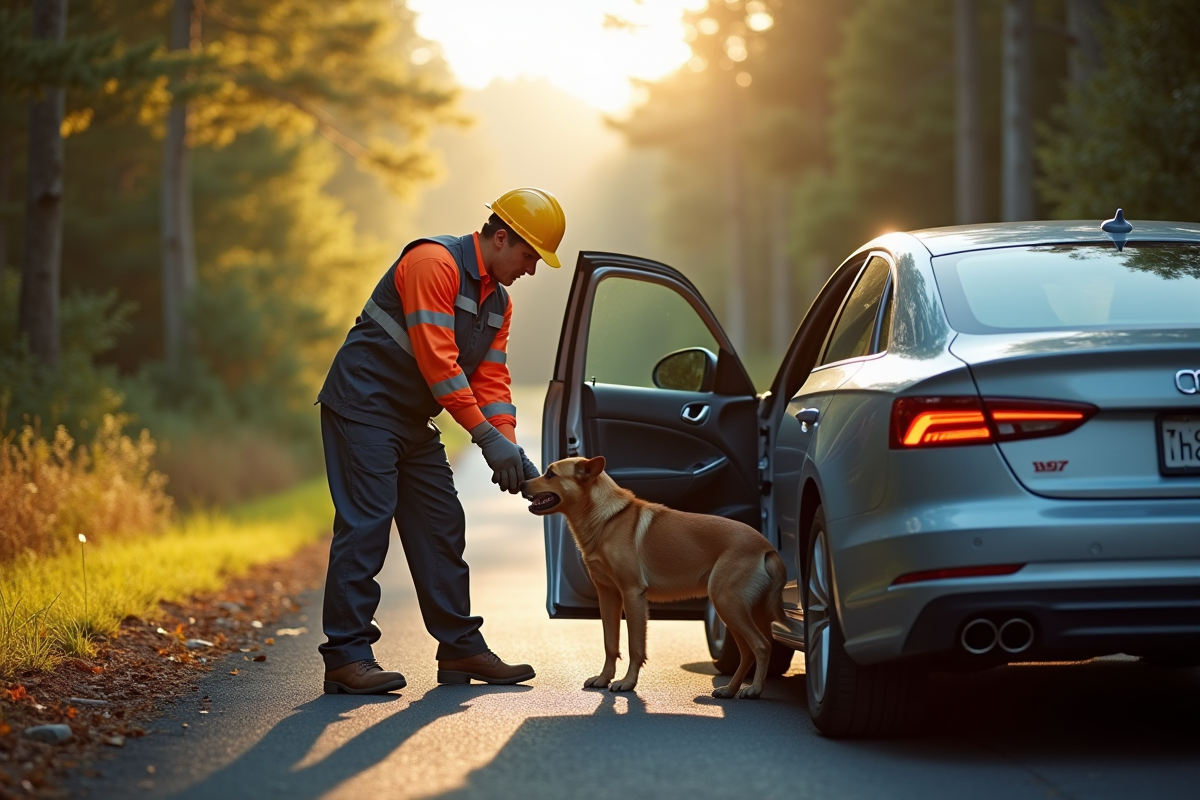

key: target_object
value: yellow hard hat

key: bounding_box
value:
[486,187,566,268]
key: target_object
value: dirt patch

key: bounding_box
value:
[0,536,330,799]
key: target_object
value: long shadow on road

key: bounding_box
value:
[423,660,1200,800]
[171,685,532,800]
[91,656,1199,800]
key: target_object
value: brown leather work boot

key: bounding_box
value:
[437,650,535,685]
[324,658,407,694]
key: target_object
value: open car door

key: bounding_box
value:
[541,252,760,619]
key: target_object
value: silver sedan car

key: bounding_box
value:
[540,215,1200,737]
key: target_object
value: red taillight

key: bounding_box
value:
[891,563,1025,586]
[890,396,1098,449]
[985,398,1096,442]
[891,397,990,448]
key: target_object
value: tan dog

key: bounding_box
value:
[523,456,786,698]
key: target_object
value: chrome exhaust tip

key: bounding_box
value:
[998,618,1035,654]
[961,618,999,655]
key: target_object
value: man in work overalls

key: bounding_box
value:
[316,188,565,693]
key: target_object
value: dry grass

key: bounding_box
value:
[0,415,174,563]
[0,478,331,677]
[154,430,303,508]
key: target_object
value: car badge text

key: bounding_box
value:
[1175,369,1200,395]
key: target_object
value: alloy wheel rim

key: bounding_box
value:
[806,530,831,704]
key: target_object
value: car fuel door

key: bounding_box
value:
[541,252,759,619]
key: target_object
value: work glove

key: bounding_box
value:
[520,448,540,481]
[470,422,523,494]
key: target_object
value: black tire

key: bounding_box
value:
[705,599,740,675]
[766,641,795,677]
[804,505,926,737]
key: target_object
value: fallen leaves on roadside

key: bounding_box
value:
[0,534,329,796]
[252,655,267,663]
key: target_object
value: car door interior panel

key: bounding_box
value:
[544,252,761,620]
[583,383,759,526]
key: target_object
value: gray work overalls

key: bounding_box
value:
[316,235,512,669]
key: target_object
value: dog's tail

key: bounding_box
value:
[763,550,788,624]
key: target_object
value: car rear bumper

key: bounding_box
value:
[830,494,1200,665]
[839,558,1200,665]
[902,582,1200,662]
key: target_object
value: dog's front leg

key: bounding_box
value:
[584,582,623,689]
[610,589,647,692]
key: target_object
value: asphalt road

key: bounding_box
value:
[79,419,1200,800]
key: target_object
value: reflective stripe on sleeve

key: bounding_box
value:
[480,402,517,419]
[454,295,478,314]
[487,312,504,328]
[363,298,414,356]
[406,309,455,329]
[431,372,470,398]
[483,349,507,364]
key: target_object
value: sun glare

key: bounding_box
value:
[407,0,704,112]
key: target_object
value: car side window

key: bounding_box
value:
[875,278,894,353]
[584,276,719,389]
[821,256,891,365]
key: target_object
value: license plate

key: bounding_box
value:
[1158,415,1200,475]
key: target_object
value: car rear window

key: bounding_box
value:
[933,244,1200,333]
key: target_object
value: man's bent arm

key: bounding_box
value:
[468,297,517,443]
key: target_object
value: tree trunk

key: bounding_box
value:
[1001,0,1035,222]
[161,0,198,369]
[768,177,792,356]
[18,0,68,368]
[0,134,12,270]
[1066,0,1104,87]
[723,80,747,355]
[954,0,985,224]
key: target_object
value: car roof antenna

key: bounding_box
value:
[1100,208,1133,251]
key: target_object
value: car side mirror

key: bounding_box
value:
[652,347,718,393]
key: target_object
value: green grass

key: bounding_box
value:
[0,410,489,678]
[0,478,332,677]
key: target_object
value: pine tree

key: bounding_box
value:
[1,2,181,367]
[156,0,459,369]
[1038,0,1200,221]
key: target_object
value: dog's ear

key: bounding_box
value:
[576,456,606,482]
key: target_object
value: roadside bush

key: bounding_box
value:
[0,272,131,436]
[153,428,303,507]
[0,415,173,562]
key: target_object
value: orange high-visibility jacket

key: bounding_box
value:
[318,233,517,443]
[396,235,516,441]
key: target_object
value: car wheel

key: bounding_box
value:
[804,505,926,737]
[705,599,740,675]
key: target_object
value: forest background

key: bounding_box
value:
[1,0,1197,516]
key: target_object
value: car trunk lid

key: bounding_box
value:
[951,330,1200,498]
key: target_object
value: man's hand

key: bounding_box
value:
[470,422,523,493]
[520,448,540,481]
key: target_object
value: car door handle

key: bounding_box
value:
[794,407,820,424]
[681,402,710,425]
